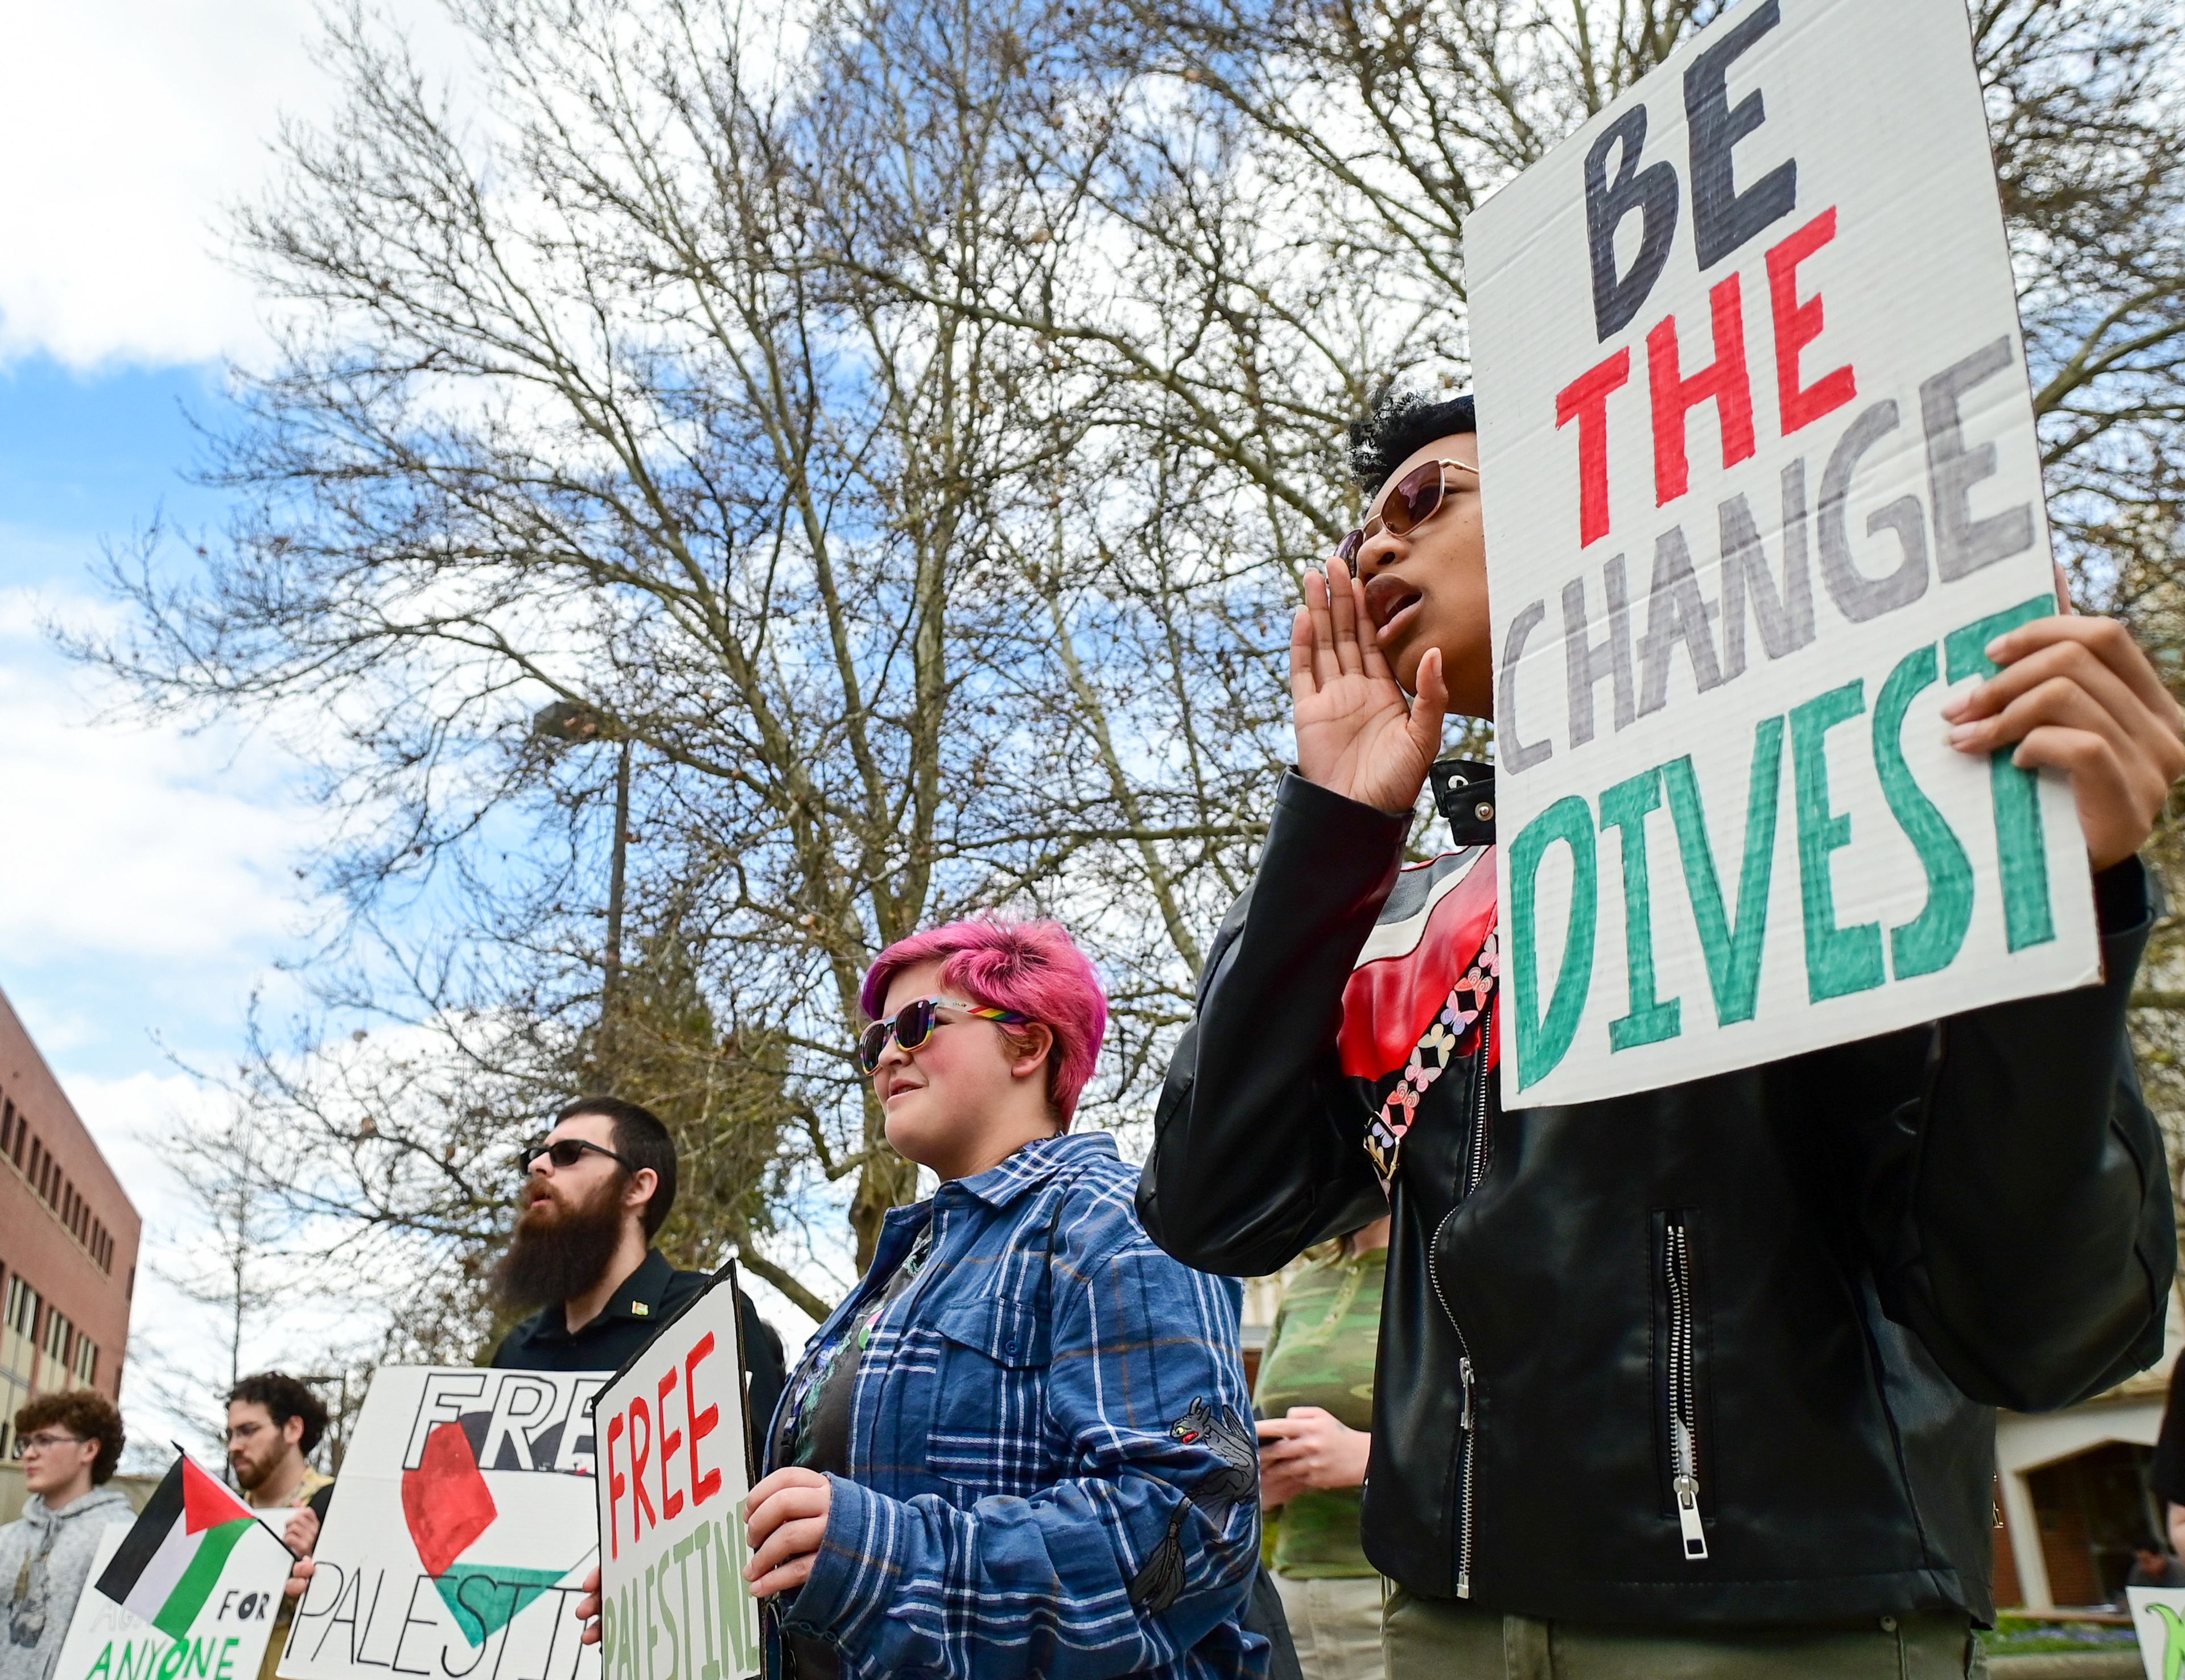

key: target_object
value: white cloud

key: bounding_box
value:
[0,581,318,960]
[0,0,454,371]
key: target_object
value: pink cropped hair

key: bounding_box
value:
[859,918,1108,1124]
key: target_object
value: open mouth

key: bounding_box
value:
[1364,573,1425,645]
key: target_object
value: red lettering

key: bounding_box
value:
[1647,274,1756,505]
[605,1413,626,1560]
[629,1397,658,1535]
[1556,349,1631,548]
[657,1368,685,1522]
[1766,208,1856,435]
[685,1332,722,1507]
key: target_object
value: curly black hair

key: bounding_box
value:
[229,1371,330,1456]
[1347,391,1478,493]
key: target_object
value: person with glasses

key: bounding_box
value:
[488,1097,786,1426]
[1139,389,2185,1678]
[2,1392,133,1680]
[226,1373,336,1680]
[573,917,1266,1678]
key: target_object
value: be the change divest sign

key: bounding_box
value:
[592,1268,759,1680]
[1468,0,2099,1107]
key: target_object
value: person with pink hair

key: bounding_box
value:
[736,916,1268,1679]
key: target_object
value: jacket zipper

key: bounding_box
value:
[1427,997,1493,1598]
[1664,1217,1708,1561]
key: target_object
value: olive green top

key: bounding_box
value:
[1254,1246,1384,1579]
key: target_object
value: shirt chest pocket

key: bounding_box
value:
[922,1295,1053,1499]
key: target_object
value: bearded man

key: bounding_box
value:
[490,1097,786,1435]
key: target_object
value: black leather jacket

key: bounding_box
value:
[1139,767,2173,1627]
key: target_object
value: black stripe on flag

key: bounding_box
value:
[95,1456,185,1605]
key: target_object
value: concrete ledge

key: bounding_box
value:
[1986,1653,2143,1678]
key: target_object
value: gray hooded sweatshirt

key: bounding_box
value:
[1,1488,136,1680]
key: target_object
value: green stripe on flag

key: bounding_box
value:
[151,1520,253,1640]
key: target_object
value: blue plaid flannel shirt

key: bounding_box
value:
[767,1131,1266,1679]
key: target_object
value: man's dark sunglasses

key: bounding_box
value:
[518,1136,638,1174]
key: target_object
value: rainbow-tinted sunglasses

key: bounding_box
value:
[857,997,1032,1072]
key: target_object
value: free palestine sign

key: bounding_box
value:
[1466,0,2097,1108]
[592,1266,760,1680]
[278,1368,603,1680]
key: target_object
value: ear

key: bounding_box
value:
[285,1415,306,1449]
[623,1167,658,1215]
[1005,1023,1056,1084]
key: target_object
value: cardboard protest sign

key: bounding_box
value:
[592,1267,758,1680]
[1466,0,2097,1107]
[2128,1587,2184,1679]
[48,1452,294,1680]
[278,1369,604,1680]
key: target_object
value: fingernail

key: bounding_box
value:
[1948,723,1981,748]
[1985,636,2009,659]
[1939,694,1968,720]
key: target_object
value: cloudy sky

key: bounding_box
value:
[0,0,470,1456]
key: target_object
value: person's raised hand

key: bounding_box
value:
[1941,606,2184,873]
[283,1508,320,1557]
[572,1565,603,1646]
[1292,558,1447,817]
[1255,1407,1371,1510]
[743,1467,832,1600]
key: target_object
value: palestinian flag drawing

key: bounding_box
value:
[94,1454,262,1638]
[402,1412,587,1648]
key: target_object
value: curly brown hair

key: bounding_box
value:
[16,1389,125,1484]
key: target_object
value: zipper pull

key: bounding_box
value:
[1458,1356,1475,1431]
[1674,1473,1708,1560]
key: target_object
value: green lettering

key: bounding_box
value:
[1873,643,1973,977]
[155,1641,189,1680]
[1599,769,1681,1050]
[1791,680,1885,1000]
[1943,592,2060,951]
[1510,795,1600,1089]
[86,1643,116,1680]
[690,1524,719,1680]
[716,1515,753,1672]
[1663,718,1783,1025]
[212,1641,236,1680]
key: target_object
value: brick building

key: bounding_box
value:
[0,984,139,1455]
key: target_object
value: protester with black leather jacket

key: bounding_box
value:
[1138,393,2185,1678]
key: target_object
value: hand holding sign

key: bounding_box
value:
[741,1467,831,1599]
[1945,612,2185,872]
[1291,558,1449,818]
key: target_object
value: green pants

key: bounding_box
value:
[1381,1588,1986,1679]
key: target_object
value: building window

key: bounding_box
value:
[2,1276,34,1341]
[72,1337,95,1387]
[42,1307,69,1367]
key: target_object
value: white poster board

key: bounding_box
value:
[592,1268,758,1680]
[278,1368,604,1680]
[2127,1586,2183,1679]
[50,1454,294,1680]
[1467,0,2097,1108]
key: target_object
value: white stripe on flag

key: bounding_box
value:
[118,1509,196,1627]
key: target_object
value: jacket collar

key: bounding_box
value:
[534,1246,675,1341]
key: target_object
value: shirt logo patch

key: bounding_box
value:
[631,1302,649,1316]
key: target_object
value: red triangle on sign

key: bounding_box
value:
[180,1454,254,1535]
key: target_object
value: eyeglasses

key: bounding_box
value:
[1335,459,1481,563]
[18,1433,85,1455]
[517,1136,638,1175]
[857,997,1032,1072]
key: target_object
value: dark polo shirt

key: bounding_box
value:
[490,1248,788,1439]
